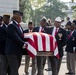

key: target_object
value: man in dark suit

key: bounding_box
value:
[0,15,10,75]
[0,16,3,26]
[24,22,34,75]
[24,22,34,33]
[73,19,76,29]
[65,24,76,75]
[33,18,48,75]
[5,10,27,75]
[73,19,76,25]
[66,17,71,26]
[3,15,11,75]
[66,17,71,30]
[48,17,66,75]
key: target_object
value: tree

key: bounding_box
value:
[71,4,76,18]
[71,0,74,3]
[31,0,67,25]
[19,0,32,22]
[71,6,76,11]
[73,12,76,18]
[19,0,67,25]
[30,0,46,9]
[29,0,47,25]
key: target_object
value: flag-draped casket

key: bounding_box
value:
[24,32,59,58]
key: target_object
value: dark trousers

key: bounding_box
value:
[37,56,46,75]
[6,54,22,75]
[0,55,7,75]
[57,57,62,74]
[49,56,58,75]
[7,66,11,75]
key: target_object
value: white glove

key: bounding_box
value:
[22,42,27,49]
[73,47,76,52]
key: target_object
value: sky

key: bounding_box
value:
[60,0,76,2]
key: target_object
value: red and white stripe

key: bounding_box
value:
[24,32,59,58]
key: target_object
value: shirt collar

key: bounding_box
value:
[54,26,59,31]
[29,29,33,32]
[40,26,42,28]
[13,20,18,25]
[71,30,75,34]
[4,23,8,27]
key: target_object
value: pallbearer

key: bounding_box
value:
[5,10,27,75]
[48,17,66,75]
[0,14,10,75]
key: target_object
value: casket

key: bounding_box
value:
[24,32,59,58]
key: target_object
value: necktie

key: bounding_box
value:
[18,23,21,28]
[55,28,58,36]
[41,27,44,32]
[18,23,23,33]
[68,31,72,39]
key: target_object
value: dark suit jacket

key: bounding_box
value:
[33,26,48,33]
[47,27,66,58]
[66,21,71,26]
[66,30,70,42]
[23,29,29,33]
[65,30,76,53]
[0,24,7,55]
[5,21,28,55]
[73,20,76,25]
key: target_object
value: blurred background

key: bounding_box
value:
[0,0,76,27]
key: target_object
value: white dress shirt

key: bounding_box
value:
[52,26,59,37]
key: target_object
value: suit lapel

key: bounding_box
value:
[51,27,54,36]
[55,28,63,40]
[39,26,47,33]
[43,27,47,33]
[58,28,62,33]
[71,30,75,38]
[13,21,23,33]
[38,27,40,32]
[27,29,29,33]
[13,21,23,37]
[3,24,7,31]
[68,30,76,41]
[56,28,61,37]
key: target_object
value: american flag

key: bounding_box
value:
[24,32,59,58]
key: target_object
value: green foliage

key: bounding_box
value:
[30,0,46,9]
[71,5,76,11]
[32,0,67,25]
[71,0,74,3]
[19,0,32,22]
[72,12,76,18]
[19,0,67,26]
